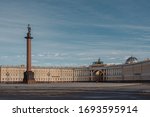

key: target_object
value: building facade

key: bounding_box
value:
[90,57,150,82]
[0,66,91,83]
[0,57,150,83]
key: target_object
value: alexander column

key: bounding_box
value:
[23,24,35,83]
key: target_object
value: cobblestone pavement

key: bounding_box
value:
[0,83,149,100]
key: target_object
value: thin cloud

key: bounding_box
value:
[0,0,150,66]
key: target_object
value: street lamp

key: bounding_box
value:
[47,72,50,83]
[6,72,10,83]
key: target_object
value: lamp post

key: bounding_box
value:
[6,72,10,84]
[47,72,50,83]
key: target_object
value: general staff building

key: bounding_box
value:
[0,56,150,83]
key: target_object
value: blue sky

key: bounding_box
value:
[0,0,150,66]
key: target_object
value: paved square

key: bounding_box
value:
[0,83,150,100]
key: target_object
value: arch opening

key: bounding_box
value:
[93,70,104,82]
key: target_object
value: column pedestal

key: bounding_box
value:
[23,71,35,84]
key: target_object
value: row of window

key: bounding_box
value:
[35,78,88,81]
[106,68,122,76]
[1,77,90,81]
[1,78,22,81]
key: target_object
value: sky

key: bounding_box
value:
[0,0,150,66]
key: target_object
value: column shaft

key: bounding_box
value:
[27,38,31,71]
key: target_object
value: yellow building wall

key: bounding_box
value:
[0,66,90,83]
